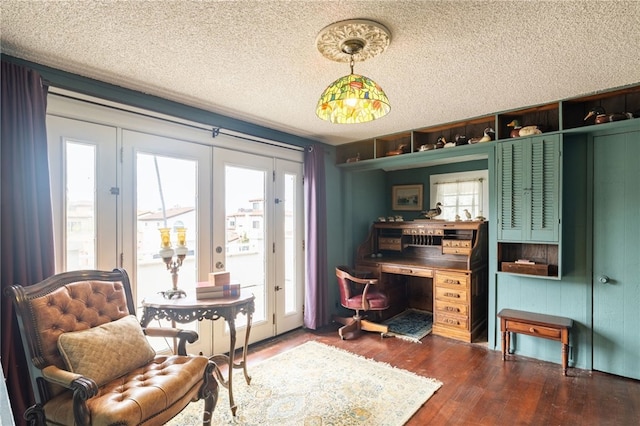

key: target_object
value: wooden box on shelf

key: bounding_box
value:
[501,261,556,276]
[498,242,560,278]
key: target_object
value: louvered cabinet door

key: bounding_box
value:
[528,135,561,242]
[497,140,526,240]
[497,135,561,242]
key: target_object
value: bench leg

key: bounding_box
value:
[501,330,507,360]
[562,343,569,376]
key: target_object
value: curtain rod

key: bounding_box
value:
[49,87,304,152]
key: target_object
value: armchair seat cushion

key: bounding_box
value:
[43,354,210,425]
[346,291,388,310]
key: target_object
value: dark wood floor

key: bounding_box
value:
[234,325,640,425]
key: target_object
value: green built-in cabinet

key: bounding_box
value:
[338,84,640,279]
[496,134,562,278]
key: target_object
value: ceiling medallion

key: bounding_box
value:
[315,19,391,63]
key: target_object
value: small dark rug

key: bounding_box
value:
[384,309,433,342]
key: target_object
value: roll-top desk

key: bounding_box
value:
[355,220,488,342]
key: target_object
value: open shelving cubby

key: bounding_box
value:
[497,242,560,279]
[562,85,640,130]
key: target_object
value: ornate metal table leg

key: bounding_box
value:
[227,317,237,416]
[240,311,253,385]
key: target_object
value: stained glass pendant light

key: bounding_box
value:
[315,19,391,124]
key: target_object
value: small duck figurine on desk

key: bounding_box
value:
[421,202,443,219]
[468,127,495,144]
[507,120,542,137]
[584,106,634,124]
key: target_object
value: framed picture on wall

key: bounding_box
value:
[392,184,423,211]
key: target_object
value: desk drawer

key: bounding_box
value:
[506,321,562,339]
[442,244,472,255]
[435,300,469,317]
[403,228,444,236]
[435,312,468,330]
[435,271,469,288]
[435,286,468,303]
[381,264,433,277]
[378,237,402,251]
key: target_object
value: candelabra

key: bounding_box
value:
[158,227,188,299]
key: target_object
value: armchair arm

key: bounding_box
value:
[42,366,97,426]
[144,327,199,355]
[42,365,85,388]
[346,273,378,311]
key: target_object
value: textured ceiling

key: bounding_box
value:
[2,1,640,146]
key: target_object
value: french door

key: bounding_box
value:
[120,130,213,355]
[212,148,304,353]
[47,114,119,272]
[47,93,304,357]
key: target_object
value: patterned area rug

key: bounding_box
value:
[383,309,433,343]
[167,340,442,425]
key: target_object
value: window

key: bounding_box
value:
[430,170,488,221]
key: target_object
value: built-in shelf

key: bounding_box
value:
[335,83,640,166]
[498,242,560,279]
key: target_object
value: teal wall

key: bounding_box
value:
[9,54,631,371]
[338,138,598,370]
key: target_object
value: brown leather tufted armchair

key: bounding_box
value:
[5,268,218,425]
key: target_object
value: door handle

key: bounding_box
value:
[598,275,610,284]
[216,261,224,269]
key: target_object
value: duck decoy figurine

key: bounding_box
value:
[584,106,634,124]
[454,133,468,146]
[464,209,472,221]
[386,143,409,156]
[468,127,495,144]
[507,120,542,137]
[518,125,543,137]
[436,136,446,149]
[507,120,522,138]
[421,202,443,219]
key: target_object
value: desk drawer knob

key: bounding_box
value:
[444,292,460,298]
[445,279,461,284]
[529,327,537,333]
[445,306,460,312]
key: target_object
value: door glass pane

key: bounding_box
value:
[284,172,297,314]
[65,142,96,270]
[225,165,266,326]
[136,153,198,349]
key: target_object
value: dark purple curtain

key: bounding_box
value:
[303,144,329,329]
[1,61,54,425]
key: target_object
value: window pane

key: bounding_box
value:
[225,165,267,327]
[66,142,96,270]
[284,173,296,314]
[136,153,197,351]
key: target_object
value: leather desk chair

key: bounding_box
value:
[5,268,218,425]
[333,265,389,340]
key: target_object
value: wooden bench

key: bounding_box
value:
[497,308,573,376]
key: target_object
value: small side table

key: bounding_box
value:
[498,308,573,376]
[141,290,255,415]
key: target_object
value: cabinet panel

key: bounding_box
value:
[497,134,560,243]
[529,136,560,241]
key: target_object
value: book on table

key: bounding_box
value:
[195,281,241,299]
